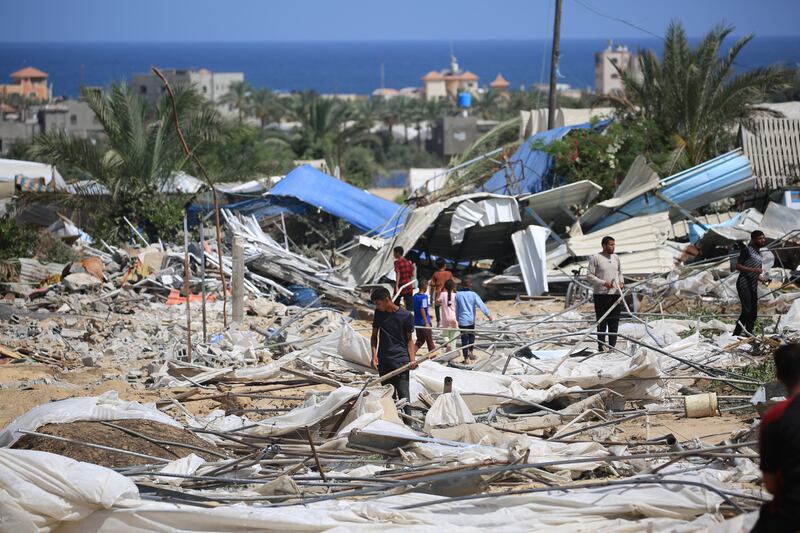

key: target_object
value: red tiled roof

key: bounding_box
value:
[10,66,48,79]
[422,70,445,81]
[490,73,509,88]
[459,71,479,81]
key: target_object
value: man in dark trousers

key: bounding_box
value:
[370,287,417,415]
[586,236,624,352]
[393,246,415,310]
[752,343,800,532]
[734,230,768,337]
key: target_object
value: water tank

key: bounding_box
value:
[457,92,472,109]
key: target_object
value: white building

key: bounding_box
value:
[132,68,245,106]
[594,42,640,96]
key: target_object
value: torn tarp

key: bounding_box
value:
[264,165,408,237]
[480,121,609,196]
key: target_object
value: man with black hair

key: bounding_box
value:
[587,236,623,351]
[734,230,768,337]
[752,343,800,532]
[393,246,415,310]
[370,287,416,414]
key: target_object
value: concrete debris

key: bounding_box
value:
[1,163,798,531]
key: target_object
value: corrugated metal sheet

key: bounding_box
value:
[512,225,550,295]
[565,212,672,257]
[740,118,800,190]
[553,247,676,276]
[520,180,601,223]
[590,149,755,231]
[670,212,737,240]
[18,258,65,284]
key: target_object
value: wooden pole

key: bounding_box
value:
[183,211,193,362]
[199,219,208,343]
[152,67,228,328]
[547,0,563,131]
[232,235,245,324]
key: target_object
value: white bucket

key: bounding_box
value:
[684,392,718,418]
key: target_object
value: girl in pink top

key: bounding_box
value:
[437,279,458,347]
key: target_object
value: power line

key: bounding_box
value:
[571,0,663,41]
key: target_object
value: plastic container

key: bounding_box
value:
[684,392,718,418]
[457,92,472,109]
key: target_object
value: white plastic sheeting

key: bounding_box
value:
[0,391,183,448]
[511,225,550,296]
[449,197,521,245]
[0,447,733,532]
[247,386,360,437]
[423,391,475,432]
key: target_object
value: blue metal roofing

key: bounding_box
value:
[590,149,755,231]
[480,120,609,196]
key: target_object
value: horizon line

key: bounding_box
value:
[1,34,797,45]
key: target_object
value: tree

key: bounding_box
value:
[220,81,252,122]
[285,92,379,176]
[614,21,792,165]
[28,84,220,241]
[250,87,282,129]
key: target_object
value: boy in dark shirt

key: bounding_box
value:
[370,287,417,413]
[753,343,800,532]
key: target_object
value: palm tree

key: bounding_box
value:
[473,89,501,120]
[28,84,220,239]
[614,22,792,165]
[250,87,282,129]
[285,91,379,173]
[220,81,252,122]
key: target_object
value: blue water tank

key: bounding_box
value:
[457,92,472,109]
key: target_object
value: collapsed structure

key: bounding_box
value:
[1,111,800,531]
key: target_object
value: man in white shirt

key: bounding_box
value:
[586,236,624,351]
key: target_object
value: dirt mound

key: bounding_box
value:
[13,418,224,468]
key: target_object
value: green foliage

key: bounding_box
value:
[533,118,675,200]
[341,146,378,189]
[739,361,777,384]
[28,83,221,243]
[0,217,37,260]
[614,21,793,165]
[203,123,296,182]
[32,231,79,264]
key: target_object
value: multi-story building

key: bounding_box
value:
[132,68,245,106]
[594,42,640,96]
[0,67,52,102]
[422,55,479,101]
[34,99,104,140]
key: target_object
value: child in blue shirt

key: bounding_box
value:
[413,278,435,352]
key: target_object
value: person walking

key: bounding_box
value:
[455,276,492,362]
[734,230,768,337]
[437,279,459,349]
[370,287,416,415]
[392,246,415,310]
[430,258,454,327]
[413,278,435,352]
[752,343,800,532]
[586,236,624,352]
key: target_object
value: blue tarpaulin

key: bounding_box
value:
[266,165,407,237]
[188,166,408,237]
[480,121,608,196]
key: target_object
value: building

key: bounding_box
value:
[0,67,52,102]
[489,73,510,95]
[132,68,245,106]
[34,100,104,140]
[532,82,584,101]
[428,116,498,158]
[594,42,640,96]
[422,55,479,101]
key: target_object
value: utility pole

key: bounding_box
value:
[547,0,563,131]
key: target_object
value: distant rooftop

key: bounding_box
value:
[10,66,48,79]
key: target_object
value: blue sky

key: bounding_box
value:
[3,0,799,42]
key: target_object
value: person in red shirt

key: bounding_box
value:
[753,343,800,532]
[393,246,415,310]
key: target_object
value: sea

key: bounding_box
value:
[1,38,799,98]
